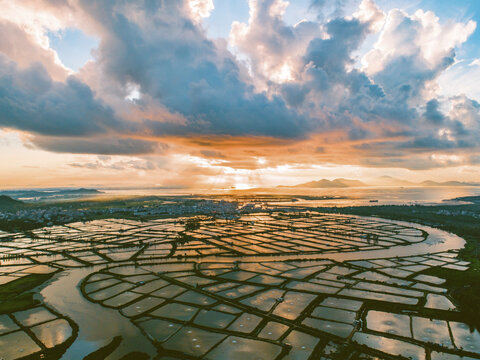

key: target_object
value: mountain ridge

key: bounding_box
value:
[285,177,480,188]
[0,195,25,208]
[283,178,367,188]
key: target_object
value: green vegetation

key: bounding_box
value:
[175,232,194,244]
[424,266,480,329]
[83,336,122,360]
[118,352,150,360]
[184,217,201,231]
[0,273,55,314]
[0,195,24,209]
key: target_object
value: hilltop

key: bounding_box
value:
[420,180,480,187]
[0,195,24,208]
[0,188,104,202]
[286,178,367,188]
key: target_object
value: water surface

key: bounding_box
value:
[39,267,157,359]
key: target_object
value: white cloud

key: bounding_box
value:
[353,0,385,32]
[470,59,480,67]
[188,0,215,21]
[229,0,323,89]
[362,8,476,75]
[0,0,479,171]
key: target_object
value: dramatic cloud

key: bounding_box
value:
[230,0,323,86]
[32,136,165,155]
[363,9,476,76]
[0,19,69,81]
[78,0,309,138]
[0,54,126,137]
[0,0,479,178]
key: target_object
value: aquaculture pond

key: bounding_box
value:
[0,212,478,359]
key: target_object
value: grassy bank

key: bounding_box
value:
[424,266,480,329]
[0,273,56,314]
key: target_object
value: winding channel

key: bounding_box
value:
[36,215,466,358]
[38,266,157,359]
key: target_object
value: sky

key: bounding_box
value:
[0,0,480,190]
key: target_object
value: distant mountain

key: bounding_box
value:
[420,180,480,187]
[287,176,480,188]
[0,195,24,208]
[0,188,104,202]
[66,188,103,194]
[372,176,480,187]
[292,178,367,188]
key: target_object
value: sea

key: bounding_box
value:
[2,186,480,207]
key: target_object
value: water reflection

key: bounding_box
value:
[265,186,480,207]
[199,217,465,264]
[27,213,470,360]
[39,267,157,359]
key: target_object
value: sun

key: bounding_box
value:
[233,183,252,190]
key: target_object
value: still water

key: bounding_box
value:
[261,186,480,207]
[38,267,157,359]
[7,185,480,206]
